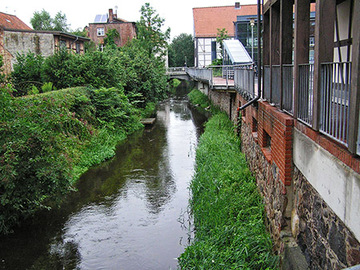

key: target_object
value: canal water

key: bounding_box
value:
[0,83,207,270]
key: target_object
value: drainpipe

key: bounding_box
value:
[239,0,262,111]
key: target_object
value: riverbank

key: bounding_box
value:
[178,89,279,269]
[0,86,151,234]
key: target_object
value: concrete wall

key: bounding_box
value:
[293,128,360,242]
[2,30,54,73]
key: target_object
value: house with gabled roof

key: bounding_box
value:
[86,8,136,49]
[0,12,89,75]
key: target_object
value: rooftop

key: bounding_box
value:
[0,12,32,31]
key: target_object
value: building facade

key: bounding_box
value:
[0,12,88,74]
[193,3,257,67]
[86,8,136,49]
[193,0,360,268]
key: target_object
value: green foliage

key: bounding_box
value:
[0,86,144,234]
[41,82,53,93]
[136,3,170,58]
[104,29,120,48]
[188,89,220,115]
[30,9,69,31]
[12,52,44,96]
[12,44,169,102]
[216,28,229,52]
[168,33,194,67]
[178,112,279,269]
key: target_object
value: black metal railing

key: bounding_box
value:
[298,63,314,126]
[320,62,351,146]
[282,65,294,114]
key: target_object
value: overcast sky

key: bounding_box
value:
[1,0,257,40]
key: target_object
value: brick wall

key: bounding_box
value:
[87,23,136,47]
[257,101,294,186]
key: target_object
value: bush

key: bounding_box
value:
[0,85,144,234]
[12,52,44,96]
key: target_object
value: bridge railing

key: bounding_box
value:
[234,64,256,100]
[186,67,213,87]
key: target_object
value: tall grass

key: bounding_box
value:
[179,90,278,269]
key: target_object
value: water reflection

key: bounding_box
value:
[0,84,207,270]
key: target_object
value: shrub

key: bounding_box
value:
[12,52,44,96]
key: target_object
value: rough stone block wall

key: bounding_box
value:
[293,167,360,269]
[237,94,288,254]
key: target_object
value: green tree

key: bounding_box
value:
[168,33,194,67]
[53,11,69,32]
[30,9,69,32]
[216,28,229,54]
[30,9,52,30]
[136,3,170,58]
[103,29,120,48]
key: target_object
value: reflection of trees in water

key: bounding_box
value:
[30,240,81,270]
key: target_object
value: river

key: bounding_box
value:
[0,83,207,270]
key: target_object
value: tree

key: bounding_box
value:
[30,9,69,32]
[30,9,52,30]
[136,3,170,58]
[53,11,69,32]
[216,28,229,51]
[103,29,120,48]
[168,33,194,67]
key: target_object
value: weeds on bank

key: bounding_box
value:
[179,90,278,269]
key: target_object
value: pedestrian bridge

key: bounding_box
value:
[167,65,258,99]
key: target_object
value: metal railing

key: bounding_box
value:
[320,62,351,146]
[271,65,281,106]
[298,63,314,126]
[234,65,256,99]
[264,65,271,101]
[282,64,294,114]
[186,67,213,86]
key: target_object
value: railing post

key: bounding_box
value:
[348,0,360,154]
[293,0,310,119]
[313,0,336,131]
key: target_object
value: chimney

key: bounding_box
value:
[235,2,241,9]
[114,5,118,19]
[109,8,114,22]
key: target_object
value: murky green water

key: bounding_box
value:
[0,84,207,270]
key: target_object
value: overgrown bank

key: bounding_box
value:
[0,86,154,234]
[178,89,278,269]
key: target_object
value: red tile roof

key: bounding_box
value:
[193,5,257,38]
[0,12,32,30]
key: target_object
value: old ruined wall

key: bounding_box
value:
[3,30,54,72]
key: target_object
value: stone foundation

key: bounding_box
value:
[293,167,360,269]
[241,120,288,253]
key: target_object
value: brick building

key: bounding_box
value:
[86,8,136,49]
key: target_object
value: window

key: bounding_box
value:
[76,43,81,54]
[97,28,105,36]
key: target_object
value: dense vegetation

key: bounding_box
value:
[179,90,278,269]
[0,85,149,234]
[168,33,195,67]
[0,2,171,234]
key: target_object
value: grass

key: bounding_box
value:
[179,90,278,269]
